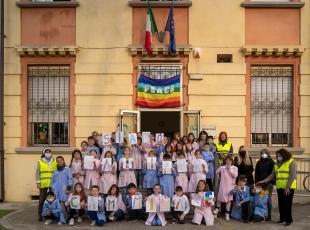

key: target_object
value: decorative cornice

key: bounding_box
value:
[128,45,192,56]
[128,0,192,8]
[241,1,304,8]
[15,46,79,56]
[241,46,305,57]
[16,1,79,8]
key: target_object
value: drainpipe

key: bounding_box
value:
[0,0,4,202]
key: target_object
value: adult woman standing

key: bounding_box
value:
[258,149,297,226]
[216,131,233,166]
[36,147,57,221]
[234,146,254,187]
[255,149,274,221]
[197,130,208,151]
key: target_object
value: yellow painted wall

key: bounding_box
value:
[188,0,246,149]
[300,0,310,155]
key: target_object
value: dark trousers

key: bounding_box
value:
[146,188,153,196]
[171,208,185,224]
[277,188,294,223]
[106,209,125,222]
[126,208,145,221]
[241,201,250,221]
[69,208,85,219]
[206,179,213,191]
[38,187,50,218]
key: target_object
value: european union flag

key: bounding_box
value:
[165,0,176,55]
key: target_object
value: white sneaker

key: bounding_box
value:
[77,217,82,223]
[44,220,52,225]
[58,221,63,225]
[91,220,96,226]
[69,218,74,226]
[225,213,230,221]
[213,207,220,215]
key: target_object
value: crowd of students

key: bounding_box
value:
[36,130,297,227]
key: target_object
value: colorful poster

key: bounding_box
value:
[147,157,157,170]
[101,158,112,172]
[156,133,164,144]
[123,158,133,169]
[131,194,143,210]
[177,159,187,173]
[191,193,202,207]
[142,132,150,144]
[136,73,181,108]
[159,196,171,212]
[162,161,172,174]
[83,156,94,170]
[115,131,124,144]
[87,196,99,211]
[203,191,214,207]
[101,133,111,145]
[146,196,156,213]
[69,195,80,210]
[173,197,185,212]
[128,133,138,145]
[106,196,117,212]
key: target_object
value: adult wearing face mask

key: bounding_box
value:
[258,149,297,226]
[254,149,274,221]
[36,147,57,221]
[234,146,254,187]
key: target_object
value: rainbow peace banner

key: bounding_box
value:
[136,74,181,107]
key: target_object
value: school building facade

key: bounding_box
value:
[1,0,310,201]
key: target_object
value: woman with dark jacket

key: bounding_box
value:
[258,149,297,226]
[234,146,254,186]
[255,149,275,221]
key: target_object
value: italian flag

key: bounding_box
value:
[144,1,158,53]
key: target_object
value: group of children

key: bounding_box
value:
[40,131,270,226]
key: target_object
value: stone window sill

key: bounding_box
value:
[16,1,80,8]
[241,1,304,8]
[15,147,76,154]
[128,0,192,8]
[247,147,305,155]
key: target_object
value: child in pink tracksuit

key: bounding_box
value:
[70,149,85,186]
[118,146,136,200]
[84,149,100,191]
[99,150,117,195]
[188,150,208,193]
[173,152,189,193]
[192,180,214,226]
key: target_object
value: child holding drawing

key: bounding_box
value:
[69,149,85,186]
[99,150,117,195]
[171,186,190,224]
[132,137,145,189]
[124,183,145,222]
[173,152,189,193]
[105,184,126,222]
[86,185,106,226]
[84,150,101,192]
[143,149,159,196]
[158,154,174,198]
[188,150,208,193]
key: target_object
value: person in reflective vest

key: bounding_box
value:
[258,149,297,226]
[36,147,57,221]
[216,131,233,165]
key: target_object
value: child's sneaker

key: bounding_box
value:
[90,220,96,226]
[77,217,82,223]
[225,212,230,221]
[213,207,220,215]
[57,221,63,225]
[69,218,74,226]
[44,220,52,225]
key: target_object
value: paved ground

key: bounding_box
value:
[0,196,310,230]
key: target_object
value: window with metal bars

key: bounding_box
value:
[138,64,182,79]
[27,65,70,146]
[251,65,293,146]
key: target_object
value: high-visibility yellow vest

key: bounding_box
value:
[275,158,297,189]
[39,159,57,188]
[216,141,232,165]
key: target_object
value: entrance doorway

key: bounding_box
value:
[141,111,180,139]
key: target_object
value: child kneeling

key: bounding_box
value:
[105,184,126,222]
[171,186,190,224]
[86,185,106,226]
[41,191,66,225]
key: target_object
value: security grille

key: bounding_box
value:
[28,65,70,146]
[138,64,182,79]
[251,65,293,146]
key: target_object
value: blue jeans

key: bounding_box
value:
[267,184,273,217]
[151,214,162,226]
[43,212,60,222]
[87,211,106,226]
[106,209,125,221]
